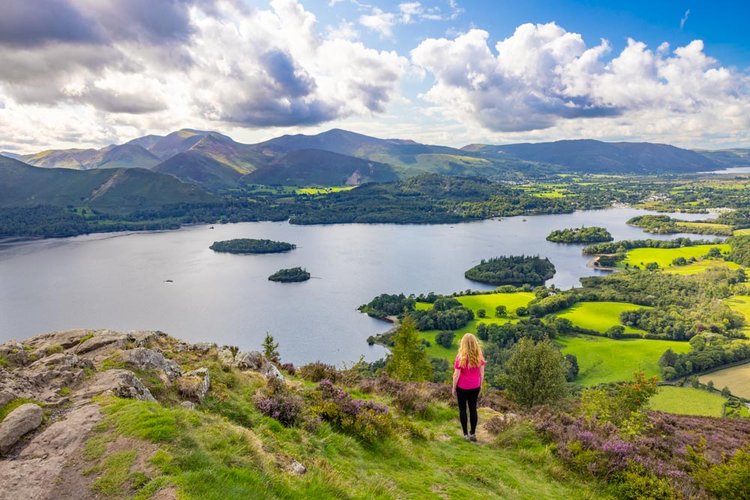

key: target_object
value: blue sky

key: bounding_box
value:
[1,0,749,151]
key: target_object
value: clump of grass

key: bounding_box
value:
[0,398,40,422]
[0,354,8,368]
[58,387,72,397]
[44,344,64,356]
[86,450,137,495]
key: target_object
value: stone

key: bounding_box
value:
[29,353,80,371]
[131,330,166,347]
[0,403,43,454]
[176,368,210,402]
[0,342,29,367]
[77,369,155,402]
[290,460,307,475]
[190,342,216,353]
[234,351,284,381]
[120,348,182,381]
[218,348,235,367]
[75,332,130,354]
[180,401,197,410]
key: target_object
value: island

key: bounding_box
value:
[268,267,310,282]
[546,226,613,243]
[465,255,556,286]
[209,238,295,254]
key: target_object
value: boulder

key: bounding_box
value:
[0,403,43,454]
[0,342,29,367]
[218,348,235,367]
[131,330,167,347]
[176,368,210,402]
[120,348,182,381]
[75,332,130,355]
[234,351,284,381]
[180,401,197,410]
[290,460,307,475]
[29,353,80,371]
[78,369,155,402]
[190,342,216,353]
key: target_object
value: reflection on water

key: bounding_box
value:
[0,208,716,364]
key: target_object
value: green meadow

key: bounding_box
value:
[556,335,692,385]
[620,244,731,269]
[726,295,750,337]
[556,301,648,334]
[647,386,727,417]
[295,186,354,195]
[663,259,741,275]
[416,292,535,361]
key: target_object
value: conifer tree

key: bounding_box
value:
[385,314,433,381]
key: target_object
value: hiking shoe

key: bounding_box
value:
[463,434,470,441]
[469,434,477,442]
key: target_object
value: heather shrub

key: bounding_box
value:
[298,361,338,382]
[691,444,750,499]
[484,415,515,436]
[253,378,303,427]
[392,385,430,417]
[314,379,392,443]
[279,362,296,375]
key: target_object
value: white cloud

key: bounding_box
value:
[680,9,690,30]
[0,0,408,150]
[359,8,397,38]
[411,23,750,144]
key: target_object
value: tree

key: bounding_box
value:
[262,332,280,362]
[385,314,433,382]
[435,330,455,348]
[564,354,579,382]
[477,308,486,318]
[495,305,507,318]
[502,338,568,407]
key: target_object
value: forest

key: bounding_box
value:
[464,255,556,286]
[546,226,613,243]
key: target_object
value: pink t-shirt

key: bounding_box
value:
[454,355,485,389]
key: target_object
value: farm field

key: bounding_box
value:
[556,335,692,385]
[648,386,727,417]
[725,295,750,337]
[664,260,741,275]
[295,186,354,195]
[675,221,733,235]
[415,292,535,361]
[733,228,750,236]
[621,244,731,269]
[556,301,648,334]
[699,363,750,399]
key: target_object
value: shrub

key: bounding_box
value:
[435,330,455,348]
[501,338,567,407]
[477,308,486,318]
[280,362,296,375]
[615,463,676,500]
[254,392,303,427]
[495,305,507,317]
[385,315,432,382]
[315,379,392,443]
[580,371,658,437]
[298,361,338,383]
[693,445,750,499]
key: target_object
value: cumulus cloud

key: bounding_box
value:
[0,0,408,149]
[359,1,463,37]
[411,23,750,137]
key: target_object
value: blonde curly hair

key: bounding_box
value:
[457,333,484,368]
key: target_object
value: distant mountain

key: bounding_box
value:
[242,149,398,186]
[153,151,244,190]
[0,155,214,213]
[96,144,161,169]
[465,139,720,174]
[699,148,750,168]
[12,144,160,170]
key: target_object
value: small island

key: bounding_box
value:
[268,267,310,282]
[546,226,613,244]
[210,238,295,254]
[465,255,556,286]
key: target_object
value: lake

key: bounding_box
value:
[0,208,715,365]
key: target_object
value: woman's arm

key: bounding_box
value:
[452,368,460,397]
[480,364,485,387]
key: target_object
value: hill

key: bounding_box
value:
[242,148,398,186]
[0,155,214,213]
[153,151,245,190]
[13,144,161,170]
[466,139,720,174]
[699,148,750,168]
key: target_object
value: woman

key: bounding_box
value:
[452,333,485,441]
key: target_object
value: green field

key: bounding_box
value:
[620,244,731,270]
[556,301,648,334]
[699,363,750,399]
[416,292,535,361]
[647,386,727,417]
[733,228,750,236]
[664,259,741,275]
[726,295,750,337]
[556,335,692,385]
[295,186,354,195]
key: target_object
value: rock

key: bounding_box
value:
[234,351,284,381]
[218,348,235,367]
[0,342,29,367]
[0,403,43,454]
[131,330,166,347]
[75,332,130,355]
[180,401,197,410]
[78,369,155,402]
[120,348,182,381]
[190,342,216,353]
[29,353,80,371]
[176,368,210,402]
[290,460,307,475]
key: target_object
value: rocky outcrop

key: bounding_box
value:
[120,348,182,381]
[0,403,43,455]
[176,368,210,402]
[78,369,155,402]
[75,331,130,354]
[233,351,284,381]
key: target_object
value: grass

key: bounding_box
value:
[664,260,741,275]
[295,186,354,195]
[620,244,731,270]
[698,363,750,399]
[725,295,750,337]
[556,301,649,335]
[416,292,536,361]
[0,398,40,422]
[733,228,750,236]
[647,386,727,417]
[556,335,692,385]
[85,372,606,499]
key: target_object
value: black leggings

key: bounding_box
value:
[456,387,480,435]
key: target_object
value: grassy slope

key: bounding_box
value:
[664,260,741,276]
[556,335,692,385]
[84,365,605,500]
[698,363,750,399]
[725,295,750,337]
[620,244,731,269]
[556,301,648,335]
[416,292,536,361]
